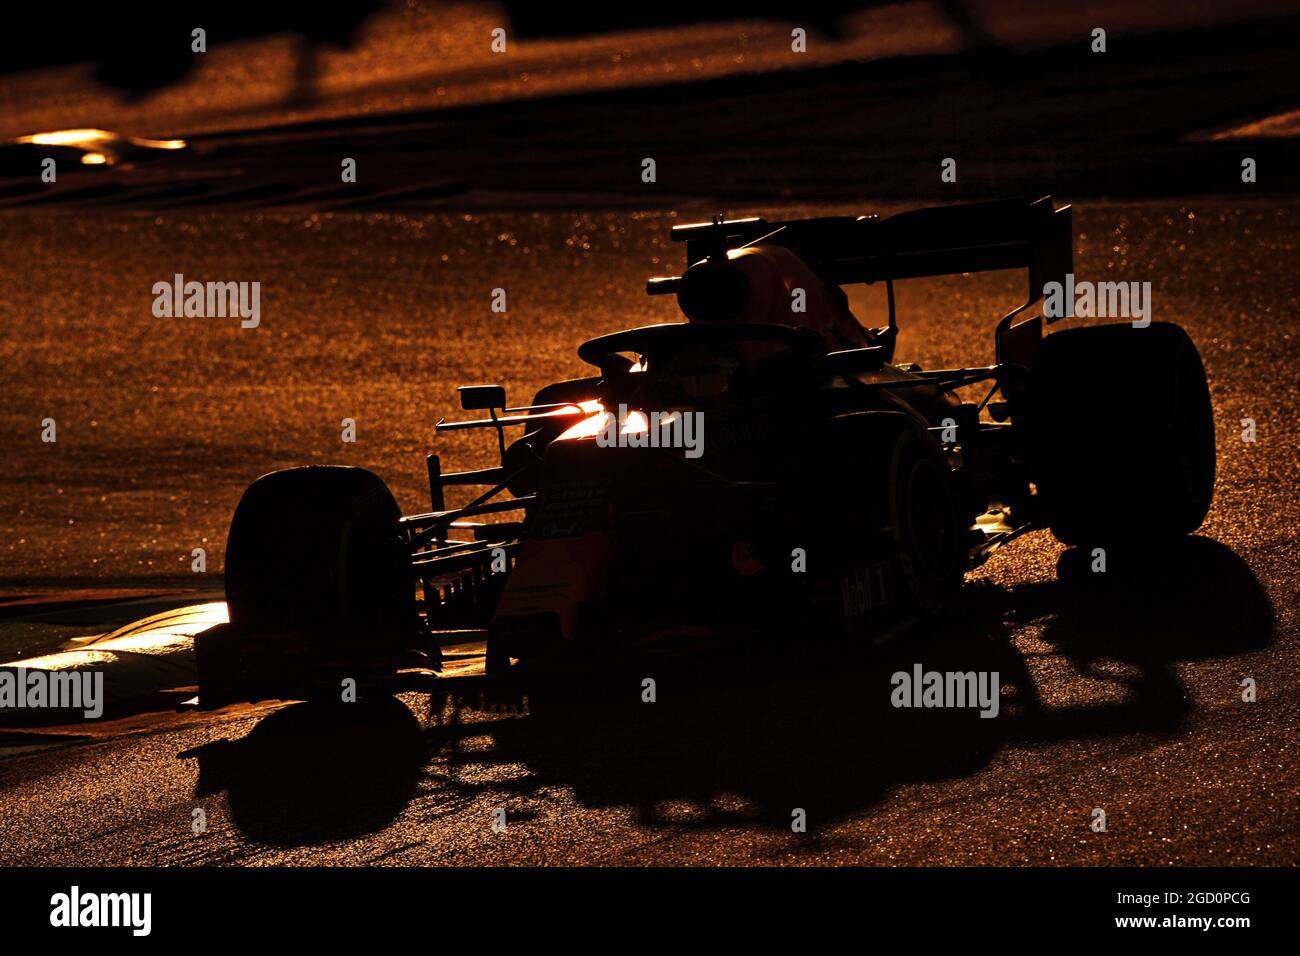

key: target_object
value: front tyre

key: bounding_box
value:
[224,465,417,648]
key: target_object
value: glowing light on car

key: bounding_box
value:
[556,400,607,441]
[620,411,649,435]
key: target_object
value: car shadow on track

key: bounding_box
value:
[188,696,425,847]
[452,535,1272,830]
[188,535,1271,844]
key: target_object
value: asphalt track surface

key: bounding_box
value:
[0,194,1294,865]
[0,3,1297,866]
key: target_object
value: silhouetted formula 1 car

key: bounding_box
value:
[196,197,1216,706]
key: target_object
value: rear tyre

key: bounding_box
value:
[224,466,417,648]
[1026,322,1215,546]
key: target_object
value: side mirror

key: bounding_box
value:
[458,385,506,410]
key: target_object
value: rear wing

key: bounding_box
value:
[651,196,1071,313]
[648,196,1072,365]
